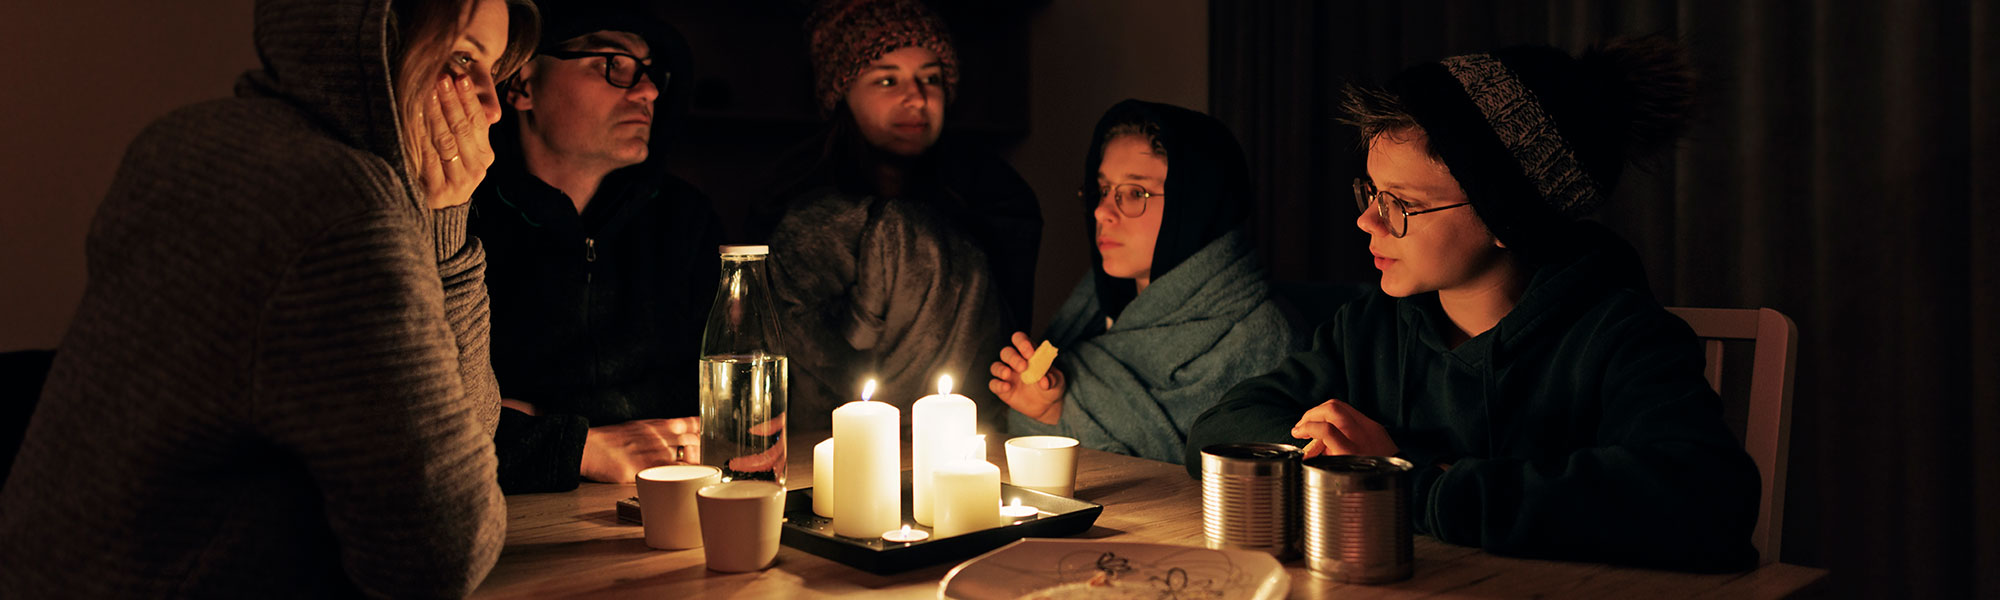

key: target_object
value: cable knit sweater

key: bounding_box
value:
[0,0,506,596]
[768,191,1011,432]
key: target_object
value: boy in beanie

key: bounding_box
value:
[1186,38,1763,572]
[470,1,722,491]
[756,0,1041,432]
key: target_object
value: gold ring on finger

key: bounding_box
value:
[446,155,461,163]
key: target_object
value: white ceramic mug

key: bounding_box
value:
[636,465,722,550]
[1004,435,1080,497]
[696,480,787,572]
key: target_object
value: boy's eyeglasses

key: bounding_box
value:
[1354,178,1471,238]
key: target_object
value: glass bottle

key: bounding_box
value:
[698,245,788,485]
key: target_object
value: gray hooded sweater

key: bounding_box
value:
[0,0,507,596]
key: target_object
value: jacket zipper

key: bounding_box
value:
[582,235,598,395]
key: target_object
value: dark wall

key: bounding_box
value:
[0,0,259,350]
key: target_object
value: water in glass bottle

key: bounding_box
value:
[698,245,788,485]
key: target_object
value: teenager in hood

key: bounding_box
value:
[469,2,723,492]
[756,0,1041,431]
[0,0,537,595]
[1185,38,1762,572]
[989,100,1298,465]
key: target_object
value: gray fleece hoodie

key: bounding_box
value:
[0,0,507,596]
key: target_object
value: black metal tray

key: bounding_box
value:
[779,470,1102,574]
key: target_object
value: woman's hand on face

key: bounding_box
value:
[988,331,1066,425]
[413,74,493,210]
[1291,399,1399,458]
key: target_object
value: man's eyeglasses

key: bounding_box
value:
[541,50,669,90]
[1353,178,1471,238]
[1077,183,1162,218]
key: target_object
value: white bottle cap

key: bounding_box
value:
[719,245,769,256]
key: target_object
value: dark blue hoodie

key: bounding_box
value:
[1186,222,1762,573]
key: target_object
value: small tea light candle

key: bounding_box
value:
[999,498,1039,520]
[882,524,930,543]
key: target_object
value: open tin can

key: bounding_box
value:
[1199,443,1301,559]
[1302,455,1414,583]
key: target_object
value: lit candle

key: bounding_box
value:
[881,524,929,543]
[833,380,900,538]
[931,435,1002,539]
[999,498,1040,520]
[812,438,836,518]
[912,374,976,526]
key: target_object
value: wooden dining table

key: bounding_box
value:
[473,432,1827,599]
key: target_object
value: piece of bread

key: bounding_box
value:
[1022,341,1059,384]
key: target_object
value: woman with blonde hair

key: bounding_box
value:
[0,0,538,595]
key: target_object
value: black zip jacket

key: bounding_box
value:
[470,143,721,494]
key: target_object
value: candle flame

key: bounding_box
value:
[1011,498,1022,508]
[901,524,912,534]
[862,379,877,402]
[938,374,953,396]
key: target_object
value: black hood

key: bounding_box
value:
[1490,220,1655,350]
[1398,220,1656,362]
[1081,99,1254,316]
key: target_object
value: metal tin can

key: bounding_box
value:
[1200,443,1300,558]
[1302,455,1414,583]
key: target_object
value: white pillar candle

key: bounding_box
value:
[812,438,836,518]
[832,380,900,538]
[911,374,976,526]
[931,435,1002,539]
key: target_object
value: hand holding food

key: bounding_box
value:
[1021,340,1059,384]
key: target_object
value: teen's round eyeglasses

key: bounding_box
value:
[1353,178,1471,238]
[1078,183,1162,218]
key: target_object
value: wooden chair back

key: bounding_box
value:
[1665,307,1797,565]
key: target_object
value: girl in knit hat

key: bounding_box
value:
[756,0,1042,432]
[1186,37,1763,573]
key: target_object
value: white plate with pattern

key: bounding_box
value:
[938,538,1289,600]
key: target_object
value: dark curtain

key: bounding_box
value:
[1211,1,1999,597]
